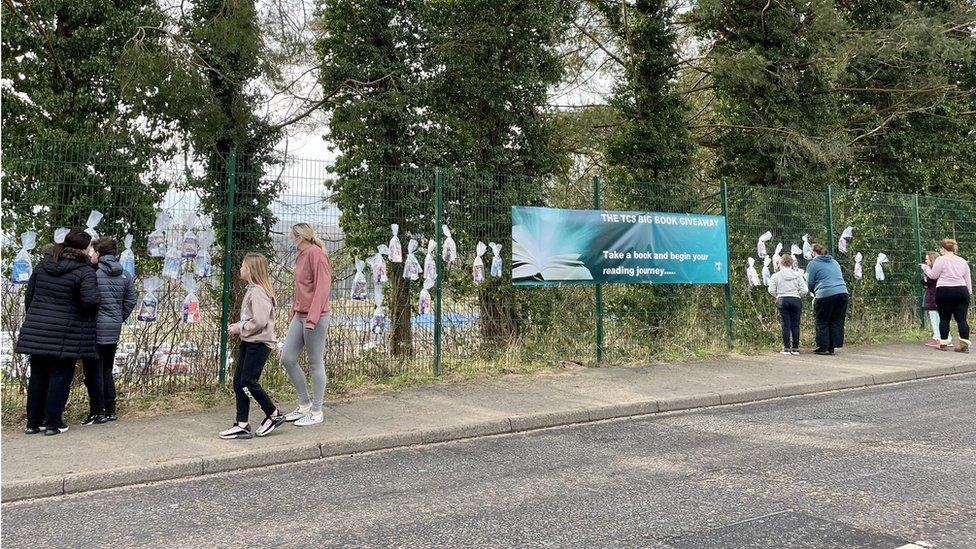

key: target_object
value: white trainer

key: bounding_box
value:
[284,405,311,422]
[294,411,324,427]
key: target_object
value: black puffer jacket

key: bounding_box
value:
[94,255,137,345]
[15,248,101,359]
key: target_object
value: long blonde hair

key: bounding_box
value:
[243,252,276,304]
[291,223,325,250]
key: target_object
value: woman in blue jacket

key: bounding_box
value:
[805,244,850,355]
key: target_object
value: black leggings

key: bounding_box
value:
[814,293,849,352]
[26,355,76,429]
[82,344,118,415]
[776,297,802,351]
[233,341,277,423]
[936,286,971,340]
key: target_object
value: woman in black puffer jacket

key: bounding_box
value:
[15,230,100,435]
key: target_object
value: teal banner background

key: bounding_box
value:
[512,206,729,285]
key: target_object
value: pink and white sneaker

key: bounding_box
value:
[925,339,940,348]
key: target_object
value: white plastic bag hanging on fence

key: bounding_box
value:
[418,278,434,315]
[162,245,181,279]
[424,239,437,282]
[351,259,369,301]
[761,256,772,286]
[148,211,169,257]
[472,241,487,284]
[54,227,70,245]
[84,211,103,239]
[489,242,503,278]
[11,231,37,284]
[838,226,853,254]
[757,231,773,258]
[802,234,813,260]
[854,252,863,280]
[772,243,784,272]
[442,224,457,266]
[182,274,201,324]
[182,212,199,259]
[388,224,403,263]
[138,276,163,322]
[370,245,389,284]
[747,257,761,287]
[790,244,803,270]
[403,239,422,280]
[120,234,136,278]
[194,228,214,277]
[875,253,889,281]
[370,287,385,334]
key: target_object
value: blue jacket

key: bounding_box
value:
[806,255,848,299]
[94,255,137,345]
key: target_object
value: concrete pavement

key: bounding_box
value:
[2,342,974,502]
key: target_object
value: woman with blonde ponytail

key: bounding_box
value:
[281,223,333,425]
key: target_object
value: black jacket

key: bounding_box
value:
[15,248,101,359]
[94,255,137,345]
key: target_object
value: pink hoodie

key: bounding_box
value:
[922,255,972,295]
[290,244,332,328]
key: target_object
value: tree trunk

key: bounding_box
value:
[388,262,413,357]
[478,284,519,343]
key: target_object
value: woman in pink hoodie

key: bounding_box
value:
[921,238,971,353]
[281,223,333,426]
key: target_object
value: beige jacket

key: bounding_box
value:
[231,284,276,348]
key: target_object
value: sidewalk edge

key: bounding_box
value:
[4,362,973,503]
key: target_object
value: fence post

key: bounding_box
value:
[433,168,444,376]
[218,149,237,386]
[824,185,835,255]
[593,176,604,364]
[912,194,925,328]
[720,182,734,350]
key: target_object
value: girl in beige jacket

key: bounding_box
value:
[219,253,285,439]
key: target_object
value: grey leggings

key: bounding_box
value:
[281,314,329,412]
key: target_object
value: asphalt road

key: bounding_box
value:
[3,374,975,548]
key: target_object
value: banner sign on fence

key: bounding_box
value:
[512,206,729,285]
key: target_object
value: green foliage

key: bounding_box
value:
[1,0,171,241]
[595,0,697,199]
[693,0,849,190]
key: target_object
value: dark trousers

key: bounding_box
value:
[936,286,971,340]
[26,355,76,429]
[814,293,849,352]
[776,297,802,351]
[82,344,118,415]
[234,341,276,423]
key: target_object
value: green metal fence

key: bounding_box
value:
[2,138,974,420]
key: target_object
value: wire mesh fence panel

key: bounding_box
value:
[830,189,922,342]
[918,194,976,320]
[726,185,829,352]
[4,137,976,421]
[440,169,596,371]
[1,138,229,418]
[600,178,727,362]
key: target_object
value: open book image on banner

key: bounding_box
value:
[511,206,729,285]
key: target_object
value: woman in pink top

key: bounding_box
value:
[920,238,971,353]
[281,223,333,425]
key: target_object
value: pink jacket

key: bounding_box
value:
[922,255,972,295]
[290,244,332,328]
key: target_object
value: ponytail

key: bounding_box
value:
[291,223,325,250]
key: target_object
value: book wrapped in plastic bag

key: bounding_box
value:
[120,234,136,278]
[472,241,487,284]
[11,231,37,284]
[148,211,170,257]
[351,259,368,301]
[182,274,201,323]
[403,239,422,280]
[138,276,164,322]
[388,224,403,263]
